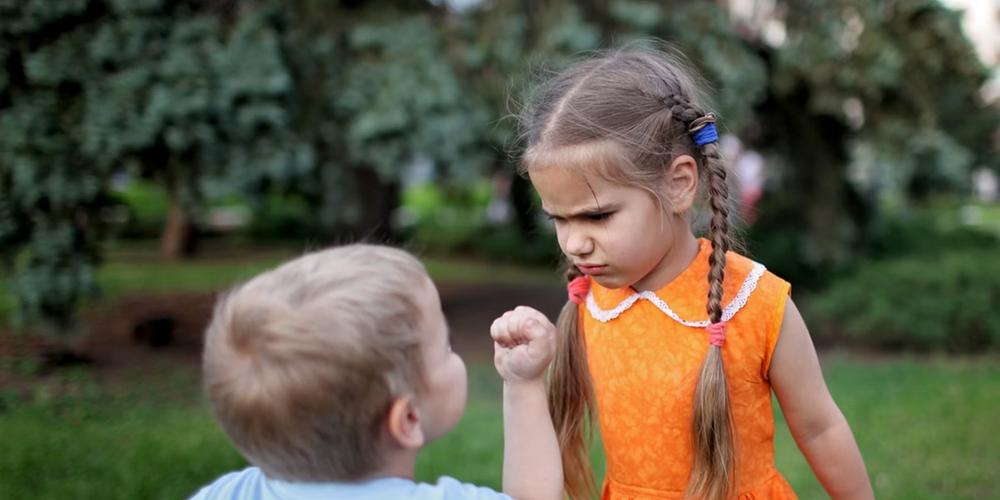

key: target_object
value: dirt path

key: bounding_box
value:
[438,283,565,361]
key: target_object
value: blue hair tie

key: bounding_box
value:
[688,113,718,147]
[692,123,718,147]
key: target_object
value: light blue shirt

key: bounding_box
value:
[190,467,514,500]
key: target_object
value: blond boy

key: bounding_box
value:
[190,245,561,500]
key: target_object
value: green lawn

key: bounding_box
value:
[1,355,996,499]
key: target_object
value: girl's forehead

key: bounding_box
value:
[529,161,638,213]
[526,140,633,185]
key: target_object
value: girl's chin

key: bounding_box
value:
[591,274,626,290]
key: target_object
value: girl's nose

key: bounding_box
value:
[563,227,594,257]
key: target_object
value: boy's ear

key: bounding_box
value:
[664,154,699,213]
[386,395,425,450]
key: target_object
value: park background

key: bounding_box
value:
[0,0,997,498]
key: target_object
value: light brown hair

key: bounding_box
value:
[202,244,429,482]
[520,47,736,499]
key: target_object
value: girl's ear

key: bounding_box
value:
[664,154,699,213]
[385,395,425,450]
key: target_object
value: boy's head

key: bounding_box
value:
[202,244,467,482]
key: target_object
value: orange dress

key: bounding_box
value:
[582,239,797,499]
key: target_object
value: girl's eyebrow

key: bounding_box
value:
[542,203,621,218]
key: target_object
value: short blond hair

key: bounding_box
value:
[203,244,429,481]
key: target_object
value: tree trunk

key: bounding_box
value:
[324,164,401,244]
[357,167,400,244]
[757,84,857,265]
[160,178,193,260]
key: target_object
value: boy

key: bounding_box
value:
[191,244,562,500]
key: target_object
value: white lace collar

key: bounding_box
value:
[585,262,766,327]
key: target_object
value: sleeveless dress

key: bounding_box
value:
[581,238,797,499]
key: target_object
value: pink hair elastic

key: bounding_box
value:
[567,276,590,305]
[707,322,726,347]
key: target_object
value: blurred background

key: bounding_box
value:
[0,0,997,498]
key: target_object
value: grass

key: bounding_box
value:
[1,355,996,499]
[772,353,999,499]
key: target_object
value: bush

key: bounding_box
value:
[247,193,319,240]
[747,212,1000,291]
[112,181,168,239]
[810,249,1000,352]
[401,183,491,254]
[744,226,836,291]
[475,225,562,267]
[857,213,1000,261]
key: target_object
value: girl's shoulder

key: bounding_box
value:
[723,248,791,310]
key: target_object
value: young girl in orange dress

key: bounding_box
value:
[499,48,874,499]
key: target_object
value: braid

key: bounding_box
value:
[703,142,729,322]
[549,257,597,499]
[664,97,736,500]
[667,93,703,125]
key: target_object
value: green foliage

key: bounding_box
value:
[474,225,562,266]
[758,0,998,264]
[112,181,169,238]
[856,212,1000,261]
[608,1,768,129]
[2,0,997,328]
[400,182,561,265]
[402,183,491,253]
[811,248,1000,352]
[246,193,318,241]
[746,225,835,291]
[338,18,490,181]
[0,0,107,327]
[0,0,306,326]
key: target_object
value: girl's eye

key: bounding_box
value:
[586,212,612,221]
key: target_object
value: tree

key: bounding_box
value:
[0,0,110,326]
[0,0,305,325]
[82,0,305,259]
[755,0,998,266]
[271,0,491,242]
[450,0,605,241]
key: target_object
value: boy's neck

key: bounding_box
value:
[364,448,419,482]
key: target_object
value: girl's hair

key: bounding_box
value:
[520,47,735,499]
[202,244,429,482]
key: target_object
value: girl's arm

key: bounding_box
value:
[491,306,563,500]
[769,297,875,500]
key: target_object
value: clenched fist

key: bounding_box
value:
[490,306,557,383]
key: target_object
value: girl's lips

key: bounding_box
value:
[577,264,607,275]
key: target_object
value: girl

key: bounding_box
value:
[513,48,874,499]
